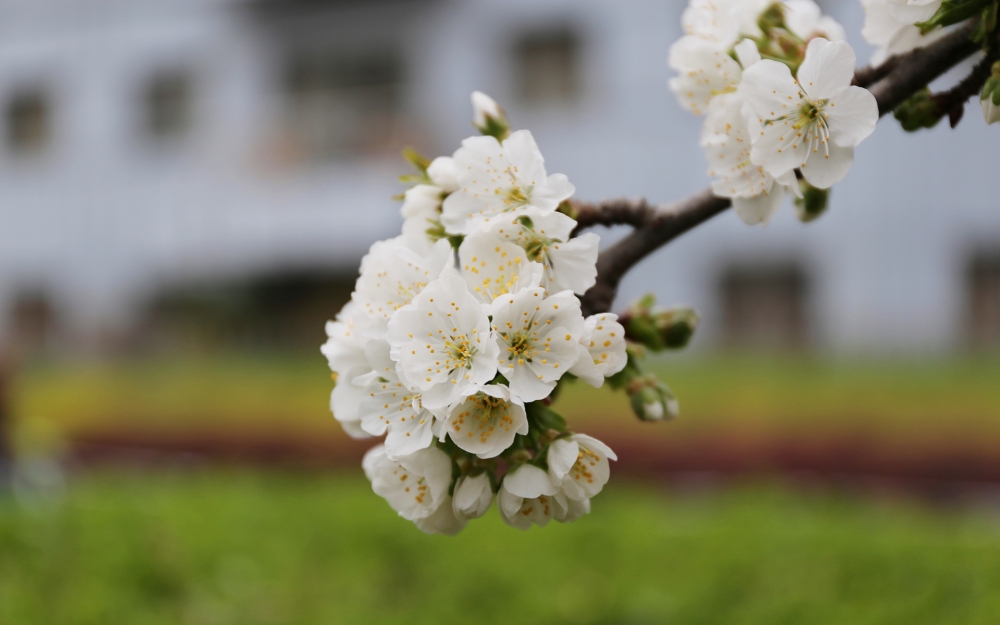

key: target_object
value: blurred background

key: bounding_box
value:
[1,0,1000,623]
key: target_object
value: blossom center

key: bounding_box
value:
[452,394,515,443]
[445,336,477,371]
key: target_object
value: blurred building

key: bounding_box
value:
[0,0,997,354]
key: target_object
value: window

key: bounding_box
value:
[967,252,1000,348]
[513,27,581,106]
[6,89,50,154]
[144,71,194,139]
[283,50,402,159]
[720,264,810,351]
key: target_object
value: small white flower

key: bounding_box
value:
[498,464,561,530]
[386,268,499,411]
[441,130,575,235]
[783,0,846,42]
[681,0,768,45]
[984,94,1000,125]
[547,434,617,501]
[861,0,944,63]
[414,495,468,535]
[444,384,528,459]
[702,91,799,225]
[353,236,452,320]
[486,208,599,296]
[669,35,744,115]
[356,341,439,459]
[458,232,544,304]
[400,185,446,255]
[742,38,878,189]
[322,302,384,438]
[452,473,494,520]
[568,313,629,387]
[363,444,453,521]
[490,287,584,402]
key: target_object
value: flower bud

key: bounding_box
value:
[981,63,1000,125]
[471,91,510,141]
[653,307,700,349]
[452,473,494,520]
[624,294,699,351]
[627,375,679,422]
[793,179,829,223]
[893,88,942,132]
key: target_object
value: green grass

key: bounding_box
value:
[12,355,1000,449]
[1,471,1000,624]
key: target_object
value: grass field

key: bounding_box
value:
[2,471,1000,625]
[12,354,1000,449]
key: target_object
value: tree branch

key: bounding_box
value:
[579,20,981,316]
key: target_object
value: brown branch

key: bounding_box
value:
[579,20,981,316]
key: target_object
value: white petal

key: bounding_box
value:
[414,495,467,535]
[732,188,785,226]
[800,143,854,189]
[547,438,579,482]
[825,86,879,147]
[545,233,599,295]
[796,38,855,101]
[503,464,558,498]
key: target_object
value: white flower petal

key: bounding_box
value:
[800,142,854,189]
[796,39,855,101]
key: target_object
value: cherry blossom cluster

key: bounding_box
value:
[670,0,879,225]
[323,93,628,534]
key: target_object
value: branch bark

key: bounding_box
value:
[579,20,981,316]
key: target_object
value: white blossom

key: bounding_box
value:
[400,185,446,255]
[741,38,878,189]
[353,237,452,320]
[783,0,846,42]
[386,268,499,411]
[490,287,584,402]
[458,232,544,304]
[356,341,439,459]
[681,0,769,45]
[702,91,799,224]
[452,473,494,520]
[444,384,528,458]
[861,0,944,64]
[498,464,561,530]
[322,302,384,438]
[669,35,745,115]
[547,434,617,501]
[568,313,629,387]
[486,208,599,296]
[441,130,575,235]
[363,444,453,522]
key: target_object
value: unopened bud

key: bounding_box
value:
[625,294,699,351]
[654,307,700,349]
[893,88,942,132]
[757,3,786,33]
[452,473,494,521]
[981,64,1000,125]
[627,376,679,422]
[794,179,829,223]
[471,91,510,141]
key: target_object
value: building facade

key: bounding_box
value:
[0,0,997,354]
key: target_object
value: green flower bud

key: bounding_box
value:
[624,294,699,351]
[627,376,679,422]
[653,307,700,349]
[793,179,830,223]
[893,88,942,132]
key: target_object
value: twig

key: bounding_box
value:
[578,20,981,316]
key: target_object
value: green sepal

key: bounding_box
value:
[793,179,830,223]
[917,0,992,33]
